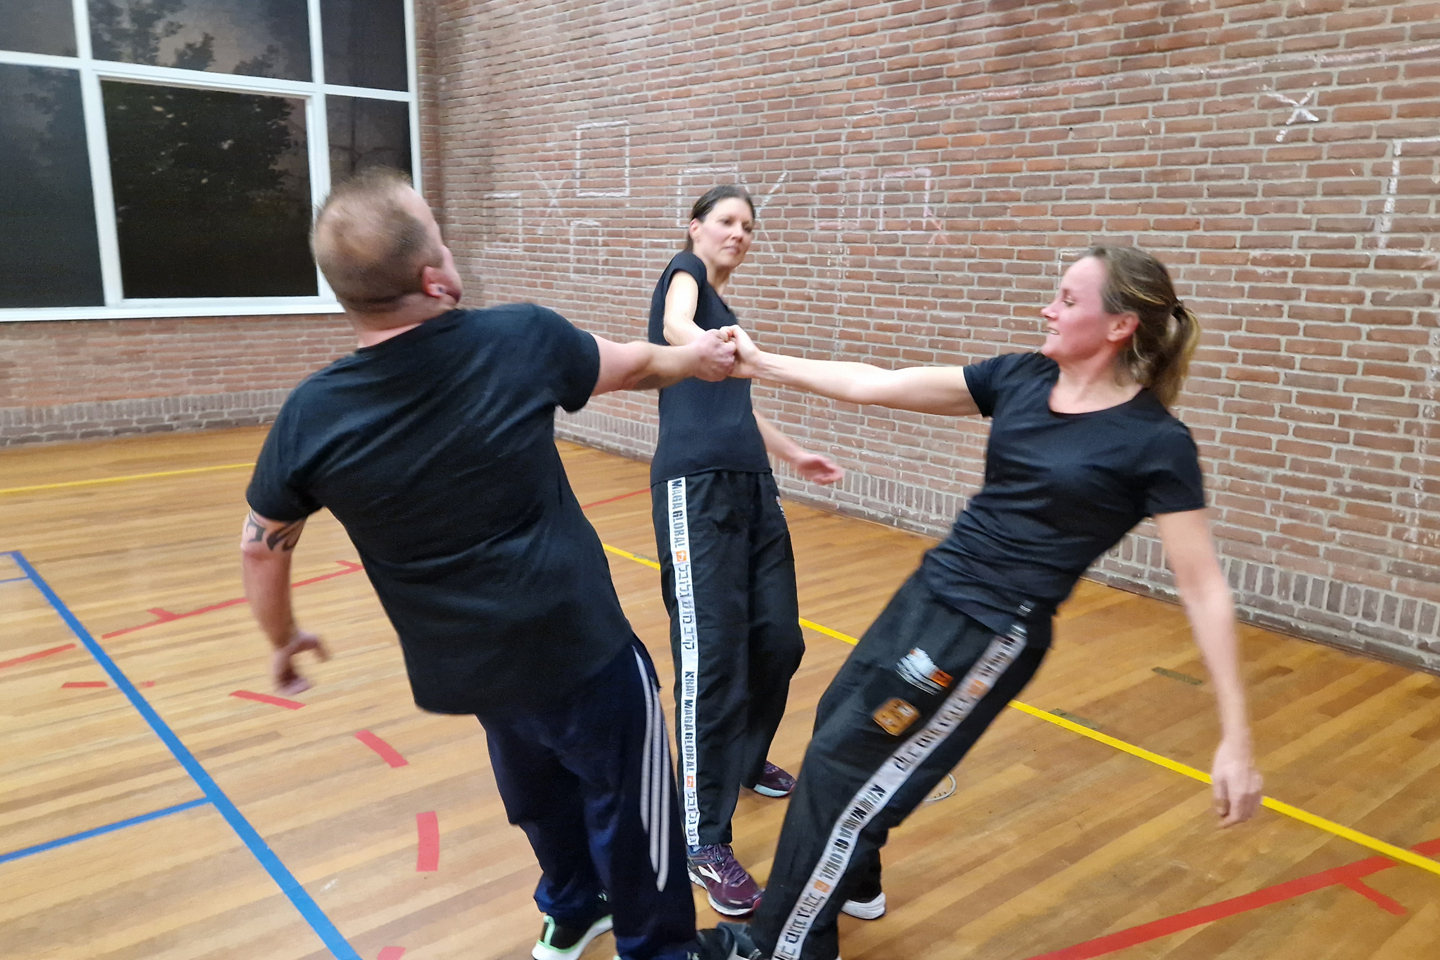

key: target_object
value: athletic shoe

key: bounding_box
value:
[747,762,796,798]
[700,922,766,960]
[688,844,762,916]
[840,890,886,920]
[532,912,613,960]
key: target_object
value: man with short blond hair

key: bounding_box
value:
[242,169,735,960]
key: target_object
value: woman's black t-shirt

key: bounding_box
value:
[921,352,1207,636]
[647,250,770,485]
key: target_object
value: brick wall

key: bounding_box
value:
[433,0,1440,667]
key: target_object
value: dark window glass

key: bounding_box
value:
[322,0,407,91]
[89,0,311,80]
[102,80,316,298]
[0,1,78,56]
[0,65,104,308]
[328,95,410,182]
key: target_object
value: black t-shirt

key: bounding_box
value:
[647,250,770,485]
[245,305,635,718]
[921,352,1207,636]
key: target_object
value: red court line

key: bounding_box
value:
[230,690,306,710]
[579,488,650,509]
[416,812,439,872]
[377,948,406,960]
[355,730,408,768]
[61,681,108,689]
[101,560,365,639]
[0,643,78,670]
[1025,836,1440,960]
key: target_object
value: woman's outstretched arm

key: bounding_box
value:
[726,326,979,417]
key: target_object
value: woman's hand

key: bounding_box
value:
[1211,736,1263,826]
[792,452,844,484]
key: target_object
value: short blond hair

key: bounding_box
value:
[312,168,441,312]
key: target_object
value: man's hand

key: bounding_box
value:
[1211,737,1263,826]
[721,325,762,378]
[792,451,844,485]
[271,628,329,695]
[689,328,737,382]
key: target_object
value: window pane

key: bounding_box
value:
[102,80,316,298]
[0,1,78,56]
[90,0,311,80]
[328,95,410,182]
[0,65,103,308]
[322,0,407,91]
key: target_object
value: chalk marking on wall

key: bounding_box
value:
[1267,88,1321,142]
[576,120,632,198]
[676,164,740,225]
[482,191,523,251]
[568,219,603,278]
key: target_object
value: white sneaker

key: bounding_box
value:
[532,913,613,960]
[840,891,886,920]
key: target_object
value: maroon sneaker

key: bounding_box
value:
[687,844,762,916]
[748,762,795,798]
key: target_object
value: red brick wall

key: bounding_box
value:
[431,0,1440,666]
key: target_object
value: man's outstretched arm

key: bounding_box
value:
[591,328,736,395]
[240,510,328,694]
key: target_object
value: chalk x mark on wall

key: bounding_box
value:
[576,120,631,198]
[1267,89,1320,143]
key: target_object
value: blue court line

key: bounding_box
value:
[7,551,360,960]
[0,576,29,584]
[0,797,211,866]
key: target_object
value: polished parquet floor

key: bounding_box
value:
[2,428,1439,960]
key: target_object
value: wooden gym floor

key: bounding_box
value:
[2,427,1439,960]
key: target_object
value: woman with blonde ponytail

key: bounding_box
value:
[699,246,1263,960]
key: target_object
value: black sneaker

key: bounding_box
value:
[532,912,613,960]
[695,922,766,960]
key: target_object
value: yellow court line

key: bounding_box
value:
[600,541,1440,880]
[0,463,255,496]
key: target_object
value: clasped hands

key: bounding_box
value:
[689,325,764,381]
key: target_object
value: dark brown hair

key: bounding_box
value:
[683,185,755,251]
[1085,245,1201,408]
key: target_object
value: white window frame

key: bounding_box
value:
[0,0,420,321]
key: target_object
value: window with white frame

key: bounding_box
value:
[0,0,419,319]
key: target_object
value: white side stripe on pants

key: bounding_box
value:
[772,631,1025,960]
[667,477,703,848]
[634,648,672,891]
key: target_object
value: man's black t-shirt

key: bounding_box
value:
[245,305,635,718]
[647,250,770,485]
[921,352,1207,636]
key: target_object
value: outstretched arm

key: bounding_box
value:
[591,329,735,395]
[755,413,844,485]
[726,326,980,417]
[240,510,328,694]
[1154,508,1263,826]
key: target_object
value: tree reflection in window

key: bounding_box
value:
[0,65,104,308]
[103,80,316,298]
[89,0,311,80]
[328,95,411,182]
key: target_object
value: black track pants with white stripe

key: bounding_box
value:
[484,639,697,960]
[652,470,806,848]
[748,573,1049,960]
